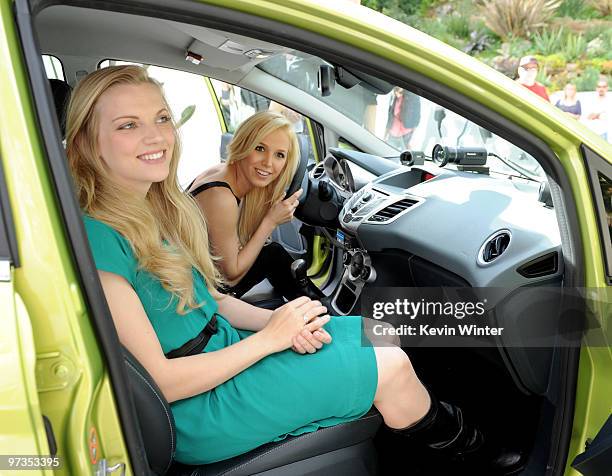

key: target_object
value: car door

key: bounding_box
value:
[8,2,144,474]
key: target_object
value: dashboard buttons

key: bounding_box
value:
[362,192,372,202]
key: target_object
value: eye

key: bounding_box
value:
[276,152,286,159]
[118,121,136,130]
[255,145,265,152]
[157,114,172,124]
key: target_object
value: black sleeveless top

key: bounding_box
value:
[188,180,241,205]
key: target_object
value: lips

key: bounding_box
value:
[255,167,272,177]
[137,150,165,161]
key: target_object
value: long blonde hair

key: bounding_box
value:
[226,111,299,245]
[66,65,221,313]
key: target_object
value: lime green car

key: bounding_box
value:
[1,0,611,474]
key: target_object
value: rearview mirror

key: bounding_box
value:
[318,65,335,97]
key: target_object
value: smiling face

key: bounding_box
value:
[96,82,175,195]
[236,128,290,188]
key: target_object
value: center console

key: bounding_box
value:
[330,248,377,315]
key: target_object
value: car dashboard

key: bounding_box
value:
[339,165,563,289]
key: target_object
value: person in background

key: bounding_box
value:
[385,87,421,150]
[555,83,581,120]
[583,78,611,142]
[516,56,549,102]
[189,111,320,300]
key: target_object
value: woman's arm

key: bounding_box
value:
[194,188,275,283]
[195,187,301,284]
[99,270,329,402]
[211,287,273,331]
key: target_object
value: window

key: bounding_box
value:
[598,172,612,253]
[42,55,64,81]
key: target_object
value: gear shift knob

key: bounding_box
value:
[290,259,309,288]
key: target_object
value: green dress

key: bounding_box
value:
[84,216,378,465]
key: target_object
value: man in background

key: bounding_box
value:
[516,56,549,102]
[583,78,611,142]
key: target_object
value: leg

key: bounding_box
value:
[228,242,299,299]
[372,346,430,429]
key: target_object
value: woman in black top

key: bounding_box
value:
[189,111,317,300]
[555,83,581,120]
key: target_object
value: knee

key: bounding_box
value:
[376,346,416,387]
[363,318,401,347]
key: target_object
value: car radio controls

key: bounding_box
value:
[343,213,353,223]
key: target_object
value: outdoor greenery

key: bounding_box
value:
[362,0,612,91]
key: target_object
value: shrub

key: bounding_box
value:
[587,0,612,16]
[562,33,587,62]
[557,0,586,17]
[574,66,602,91]
[478,0,563,39]
[500,35,532,58]
[445,15,471,39]
[533,27,566,55]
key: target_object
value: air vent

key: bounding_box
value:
[517,252,558,278]
[311,163,325,179]
[481,232,511,263]
[369,198,418,222]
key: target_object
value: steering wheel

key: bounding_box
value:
[284,135,309,204]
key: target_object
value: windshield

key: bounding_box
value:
[259,53,546,181]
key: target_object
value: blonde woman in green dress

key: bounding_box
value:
[66,65,505,471]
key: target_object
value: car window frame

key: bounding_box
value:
[582,145,612,283]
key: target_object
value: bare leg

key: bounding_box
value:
[372,346,430,429]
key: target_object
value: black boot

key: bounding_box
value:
[290,259,325,300]
[392,389,523,474]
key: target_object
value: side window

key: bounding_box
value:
[599,173,612,246]
[42,55,64,81]
[584,146,612,281]
[210,80,315,162]
[99,60,222,188]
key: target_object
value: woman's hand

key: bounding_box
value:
[260,296,330,354]
[264,189,302,227]
[291,327,332,354]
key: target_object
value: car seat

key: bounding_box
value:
[122,347,382,475]
[48,78,72,138]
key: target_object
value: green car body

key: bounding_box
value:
[0,0,610,474]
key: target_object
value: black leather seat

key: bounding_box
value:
[48,78,72,138]
[123,348,382,476]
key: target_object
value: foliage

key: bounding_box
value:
[587,0,612,16]
[477,0,562,40]
[362,0,425,15]
[532,27,566,55]
[500,35,532,58]
[574,66,602,90]
[562,33,587,62]
[556,0,590,17]
[445,14,471,38]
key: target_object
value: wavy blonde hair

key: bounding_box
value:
[226,111,299,245]
[66,65,221,313]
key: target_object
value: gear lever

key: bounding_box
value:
[291,259,324,300]
[290,259,310,288]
